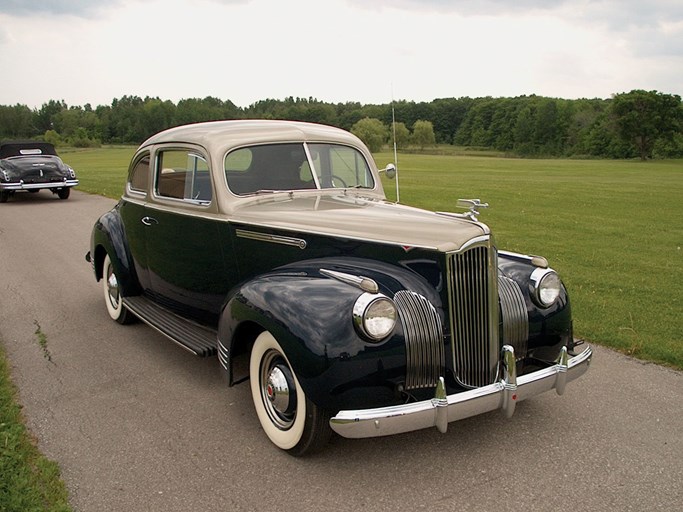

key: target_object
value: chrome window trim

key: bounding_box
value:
[151,145,213,208]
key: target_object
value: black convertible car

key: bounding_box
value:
[0,141,78,202]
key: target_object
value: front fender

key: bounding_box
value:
[90,204,140,297]
[497,252,573,362]
[219,257,443,411]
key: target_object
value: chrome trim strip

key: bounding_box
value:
[330,345,592,439]
[235,228,307,249]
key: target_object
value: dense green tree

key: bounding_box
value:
[351,117,387,152]
[611,90,683,160]
[0,104,34,139]
[35,100,67,133]
[430,97,472,144]
[412,120,435,149]
[390,122,410,148]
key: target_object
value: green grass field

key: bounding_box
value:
[60,147,683,369]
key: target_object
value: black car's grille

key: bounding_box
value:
[394,290,444,390]
[446,240,499,388]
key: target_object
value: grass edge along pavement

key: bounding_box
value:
[0,342,72,511]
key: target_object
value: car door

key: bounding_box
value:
[144,146,231,325]
[119,152,152,291]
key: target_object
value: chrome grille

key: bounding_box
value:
[446,240,499,388]
[498,275,529,357]
[394,290,444,390]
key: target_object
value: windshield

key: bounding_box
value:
[224,143,375,195]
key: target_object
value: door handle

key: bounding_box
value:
[141,216,158,226]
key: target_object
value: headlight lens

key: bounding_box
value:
[531,268,562,307]
[353,293,397,342]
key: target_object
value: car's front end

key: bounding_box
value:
[219,190,592,440]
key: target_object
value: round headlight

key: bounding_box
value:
[531,268,562,307]
[353,293,397,342]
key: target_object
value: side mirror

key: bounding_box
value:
[380,163,396,179]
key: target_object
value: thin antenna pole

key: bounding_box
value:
[391,87,400,203]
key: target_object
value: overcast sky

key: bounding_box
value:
[1,0,681,109]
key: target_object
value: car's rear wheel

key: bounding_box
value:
[102,254,134,324]
[249,331,331,456]
[57,187,70,200]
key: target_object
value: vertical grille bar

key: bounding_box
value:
[394,290,444,390]
[447,240,499,388]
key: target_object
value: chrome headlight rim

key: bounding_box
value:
[353,292,397,342]
[530,267,562,308]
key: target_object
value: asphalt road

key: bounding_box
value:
[1,190,681,512]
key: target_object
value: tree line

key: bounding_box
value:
[0,90,681,159]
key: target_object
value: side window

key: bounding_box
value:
[156,149,212,203]
[309,144,374,189]
[129,154,150,193]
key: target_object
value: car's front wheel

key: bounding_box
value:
[0,191,10,203]
[57,187,70,200]
[249,331,331,456]
[102,254,134,324]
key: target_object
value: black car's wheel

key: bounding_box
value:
[250,331,331,456]
[0,191,10,203]
[102,254,134,324]
[57,187,70,200]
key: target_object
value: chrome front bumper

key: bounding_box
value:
[330,344,592,439]
[0,179,79,191]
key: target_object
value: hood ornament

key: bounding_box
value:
[456,198,489,222]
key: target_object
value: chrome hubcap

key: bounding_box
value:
[266,366,291,414]
[106,268,120,307]
[261,351,297,430]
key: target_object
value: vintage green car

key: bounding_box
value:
[86,120,592,455]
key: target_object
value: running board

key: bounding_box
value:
[123,296,217,357]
